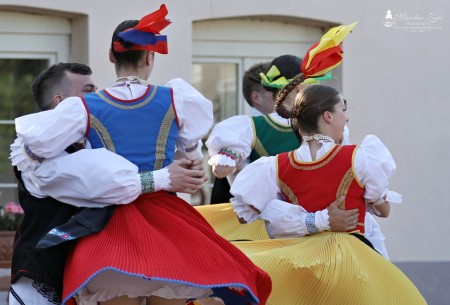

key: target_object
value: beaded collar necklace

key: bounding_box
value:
[114,76,148,87]
[302,134,335,144]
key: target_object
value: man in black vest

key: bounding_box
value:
[9,63,96,305]
[9,63,208,305]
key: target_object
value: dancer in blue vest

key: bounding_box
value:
[10,5,271,305]
[9,62,211,305]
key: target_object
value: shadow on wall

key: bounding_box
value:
[394,261,450,305]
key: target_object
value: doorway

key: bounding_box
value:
[191,16,329,204]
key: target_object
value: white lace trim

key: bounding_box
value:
[9,137,38,171]
[207,154,237,167]
[75,270,214,305]
[315,209,330,231]
[153,167,171,191]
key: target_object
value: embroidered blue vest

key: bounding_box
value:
[83,85,179,171]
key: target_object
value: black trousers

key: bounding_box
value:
[210,177,232,204]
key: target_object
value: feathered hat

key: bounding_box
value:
[113,4,171,54]
[260,21,358,88]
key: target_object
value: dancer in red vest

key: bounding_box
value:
[229,77,427,304]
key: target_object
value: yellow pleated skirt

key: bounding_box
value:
[195,203,269,241]
[195,204,427,305]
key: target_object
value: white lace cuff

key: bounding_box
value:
[230,198,260,223]
[314,209,330,231]
[208,147,240,167]
[153,167,171,192]
[10,137,40,171]
[208,154,237,167]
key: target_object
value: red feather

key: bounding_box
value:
[135,4,171,34]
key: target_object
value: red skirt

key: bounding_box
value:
[62,191,271,305]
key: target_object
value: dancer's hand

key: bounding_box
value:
[212,164,236,178]
[327,196,359,231]
[189,158,205,171]
[168,158,207,194]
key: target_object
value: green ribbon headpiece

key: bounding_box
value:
[260,65,291,89]
[260,65,333,89]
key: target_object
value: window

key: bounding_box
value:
[0,59,49,204]
[0,10,71,205]
[192,61,239,123]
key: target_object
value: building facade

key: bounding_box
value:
[0,1,449,303]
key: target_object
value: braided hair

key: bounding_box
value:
[276,77,343,136]
[274,73,306,119]
[274,73,305,144]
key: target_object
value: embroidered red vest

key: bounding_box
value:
[276,145,366,233]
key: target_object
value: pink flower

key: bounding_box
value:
[0,201,24,230]
[4,201,24,215]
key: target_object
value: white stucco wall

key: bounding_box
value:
[0,0,449,262]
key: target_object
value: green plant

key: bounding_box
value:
[0,201,24,231]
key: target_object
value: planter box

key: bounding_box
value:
[0,231,15,268]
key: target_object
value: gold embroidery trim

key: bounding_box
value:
[278,180,298,204]
[250,118,257,149]
[335,168,354,209]
[252,115,290,156]
[253,137,269,157]
[263,114,292,132]
[276,155,298,204]
[96,86,158,110]
[154,103,176,169]
[288,146,342,170]
[89,114,116,152]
